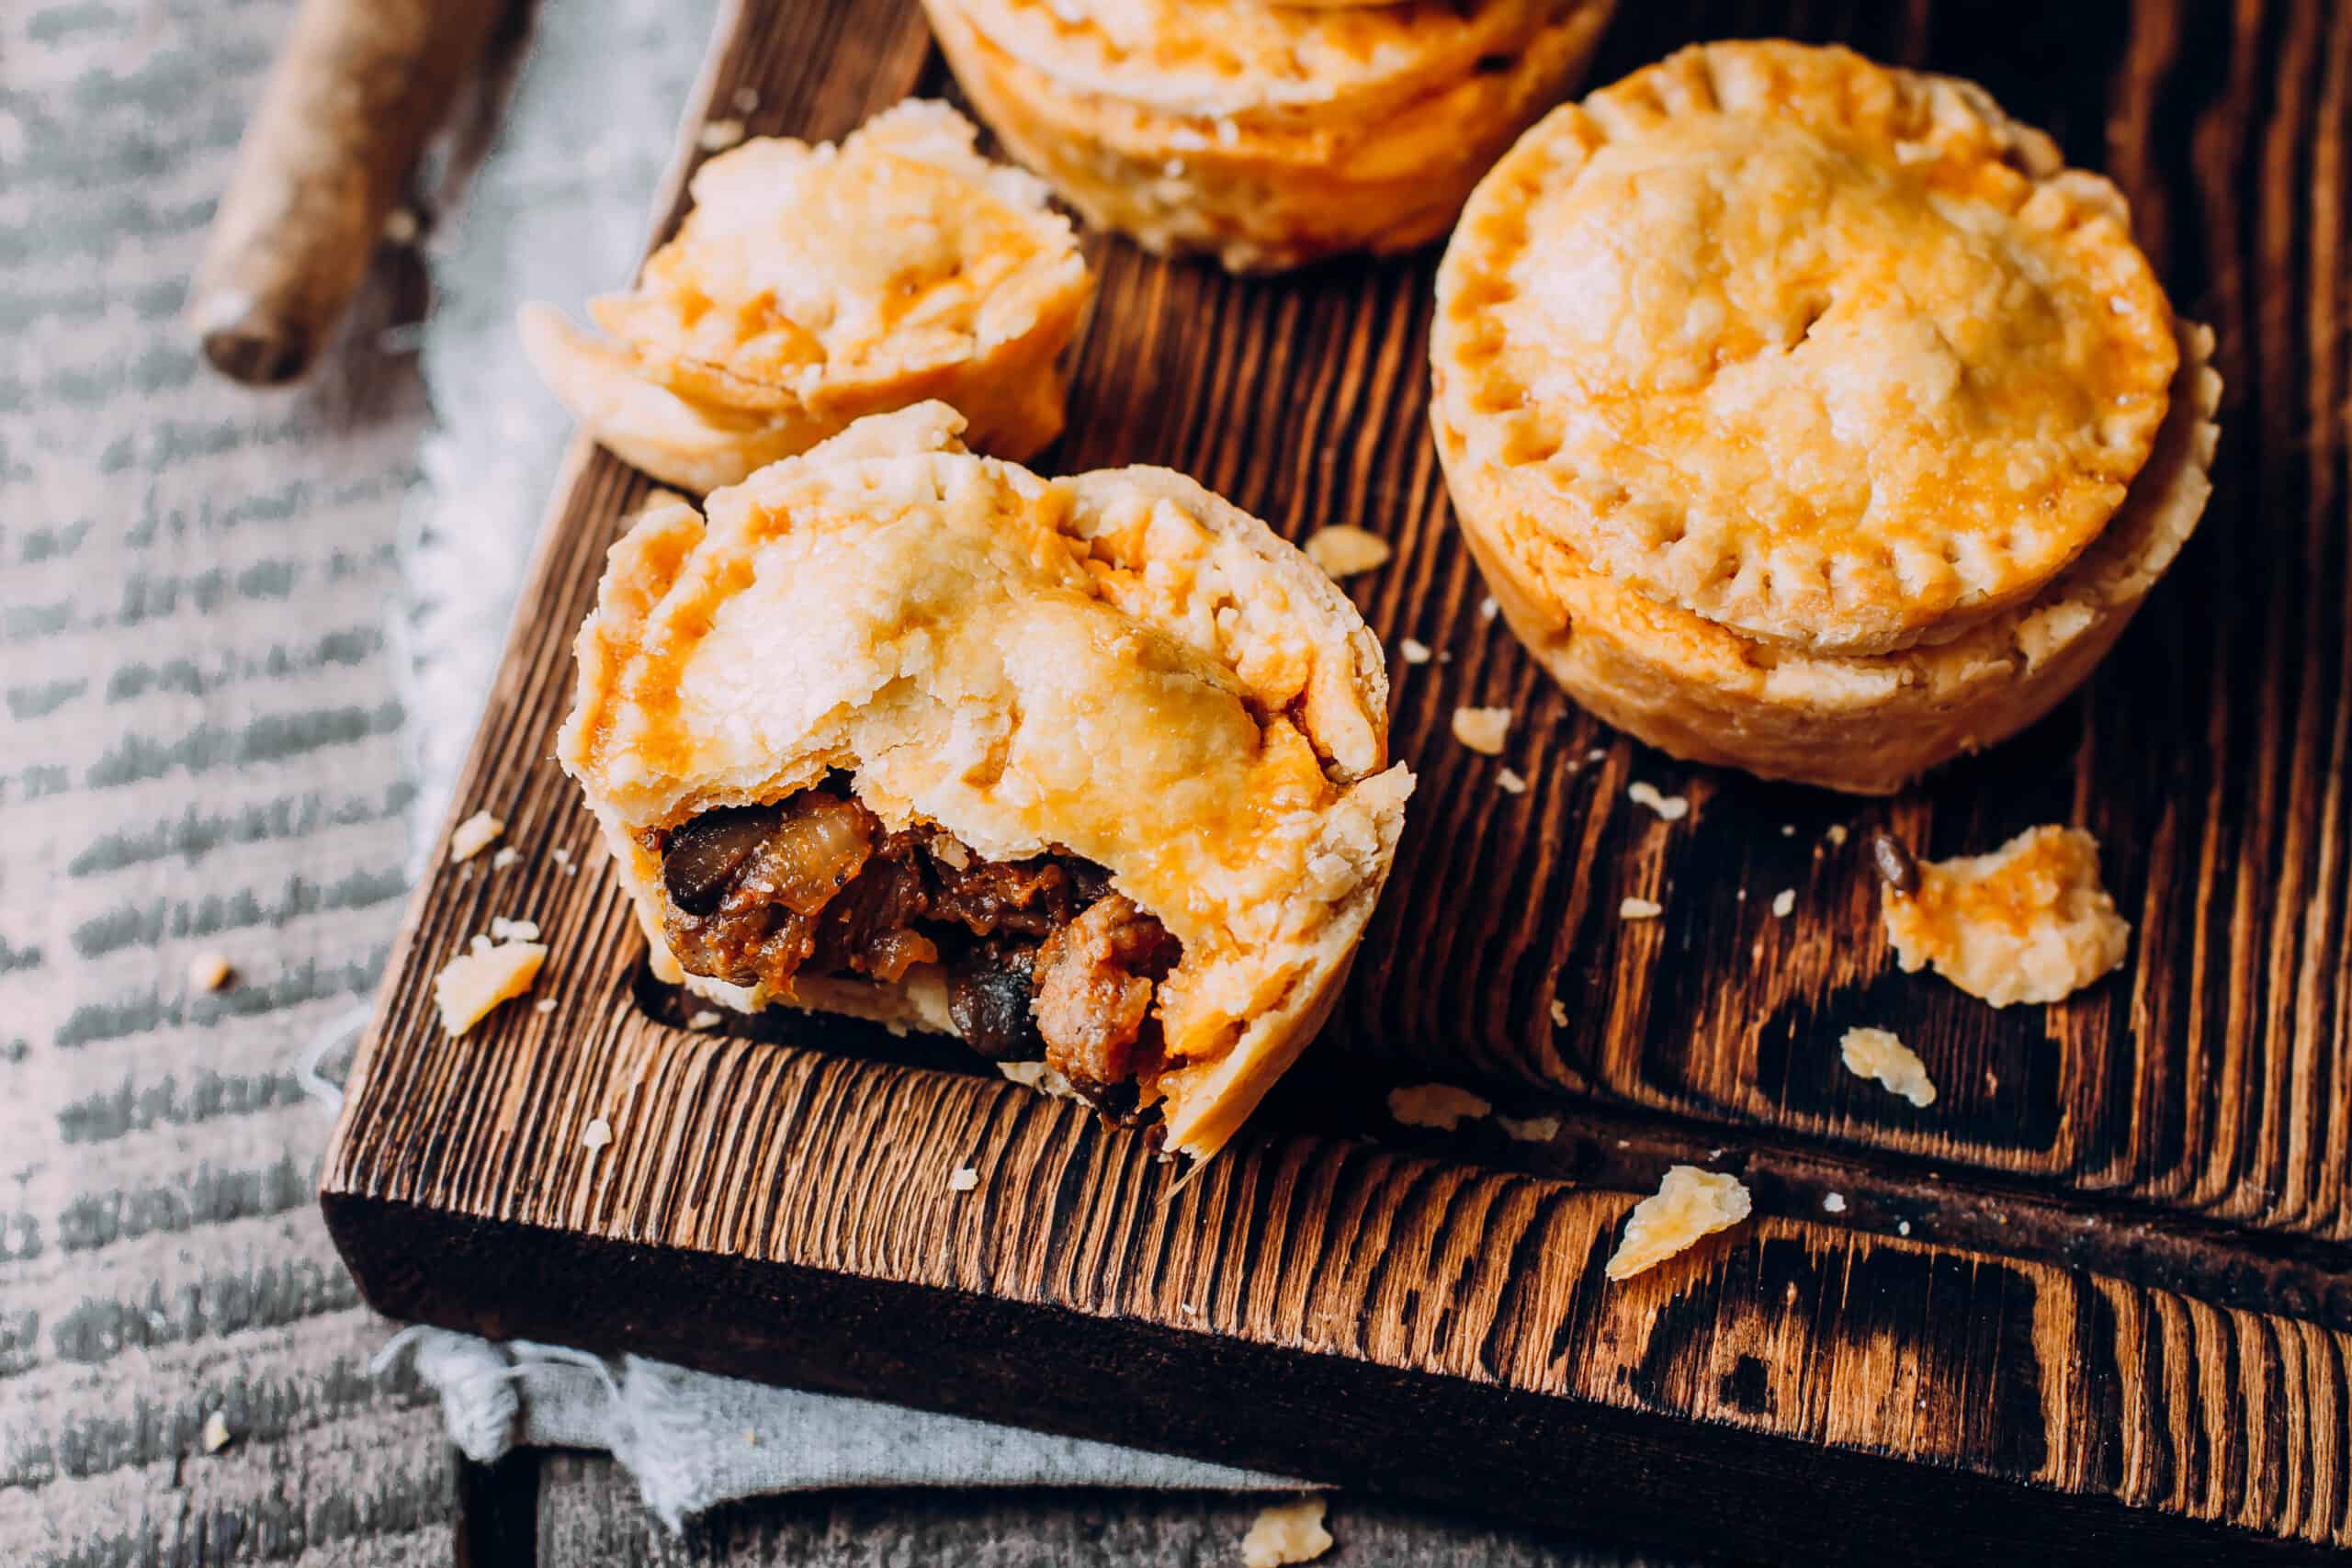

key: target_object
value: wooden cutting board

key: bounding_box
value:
[321,2,2352,1562]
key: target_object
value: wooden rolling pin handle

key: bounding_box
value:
[190,0,503,386]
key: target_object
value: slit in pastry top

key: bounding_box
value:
[560,402,1413,1160]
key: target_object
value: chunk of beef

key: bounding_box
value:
[1033,894,1181,1097]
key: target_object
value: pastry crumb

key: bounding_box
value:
[999,1059,1081,1100]
[1840,1026,1938,1107]
[1496,767,1528,795]
[582,1117,613,1150]
[1548,998,1568,1027]
[1826,824,1849,847]
[1626,782,1690,821]
[1450,705,1511,754]
[688,1009,723,1029]
[1882,825,2131,1007]
[1619,896,1663,920]
[533,997,558,1015]
[1770,888,1796,919]
[1606,1166,1752,1281]
[449,810,504,863]
[199,1410,232,1453]
[1780,823,1796,838]
[489,916,540,942]
[698,118,746,151]
[1386,1083,1491,1131]
[1897,1220,1913,1236]
[1822,1191,1848,1213]
[730,85,760,112]
[1478,595,1499,621]
[1498,1113,1561,1143]
[1302,525,1392,579]
[187,952,234,991]
[434,939,548,1035]
[947,1165,980,1192]
[549,846,573,870]
[1242,1497,1332,1568]
[490,845,522,871]
[1397,637,1432,664]
[380,207,420,244]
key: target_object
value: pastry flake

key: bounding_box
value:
[524,100,1091,492]
[1241,1497,1333,1568]
[1882,824,2131,1007]
[1606,1165,1752,1282]
[1839,1026,1937,1107]
[922,0,1616,272]
[1432,41,2222,794]
[434,937,548,1036]
[560,403,1413,1162]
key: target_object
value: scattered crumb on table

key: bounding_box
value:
[1497,767,1528,795]
[1497,1113,1561,1144]
[433,938,548,1036]
[1626,781,1690,822]
[449,810,503,863]
[1302,525,1392,578]
[1822,1191,1848,1213]
[200,1410,232,1453]
[698,118,746,151]
[187,952,233,991]
[489,916,539,942]
[947,1165,980,1193]
[490,845,523,871]
[1839,1026,1939,1107]
[1397,637,1432,665]
[1241,1496,1332,1568]
[1881,824,2132,1007]
[1548,998,1568,1027]
[1386,1083,1491,1132]
[1450,705,1511,755]
[1620,896,1663,920]
[1770,888,1796,918]
[688,1009,723,1030]
[582,1117,613,1150]
[1606,1166,1752,1282]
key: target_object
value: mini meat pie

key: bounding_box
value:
[560,402,1413,1161]
[521,100,1092,493]
[920,0,1618,272]
[1430,41,2222,793]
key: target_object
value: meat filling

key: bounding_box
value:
[645,779,1178,1104]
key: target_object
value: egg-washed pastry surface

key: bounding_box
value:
[560,403,1413,1161]
[1431,41,2221,794]
[921,0,1617,272]
[522,100,1091,493]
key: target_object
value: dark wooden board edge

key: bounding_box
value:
[322,1190,2342,1568]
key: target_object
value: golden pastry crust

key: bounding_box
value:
[1434,320,2218,794]
[1882,825,2131,1007]
[922,0,1615,272]
[522,100,1092,492]
[561,403,1413,1160]
[1435,41,2180,655]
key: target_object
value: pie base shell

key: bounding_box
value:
[1433,322,2219,795]
[923,0,1615,273]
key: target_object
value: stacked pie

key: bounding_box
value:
[560,402,1414,1161]
[522,100,1092,492]
[921,0,1619,272]
[1430,41,2221,794]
